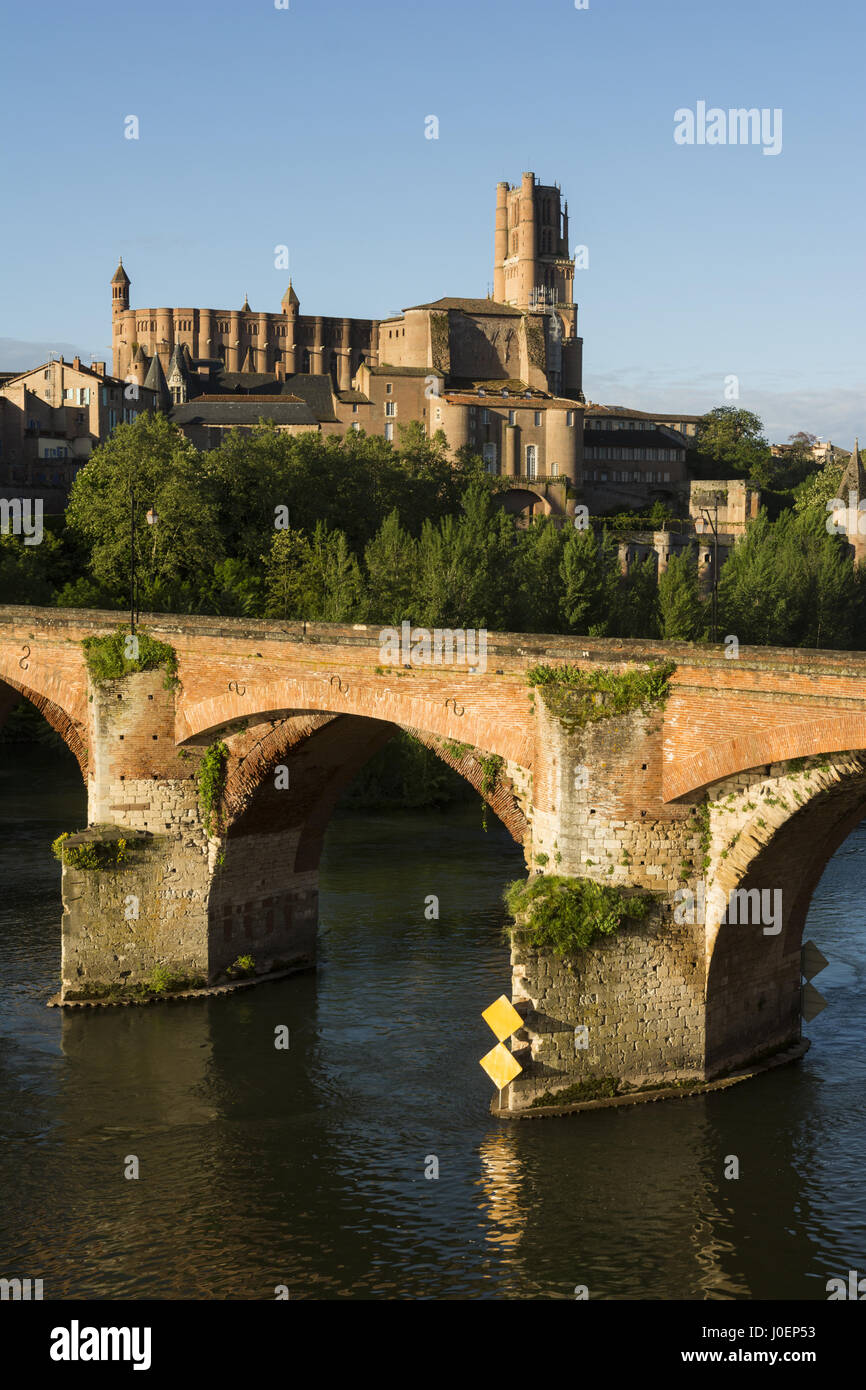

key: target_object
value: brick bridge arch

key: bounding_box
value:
[0,659,88,774]
[177,676,533,772]
[215,712,529,847]
[664,710,866,803]
[701,753,866,1076]
[199,707,529,983]
[662,659,866,802]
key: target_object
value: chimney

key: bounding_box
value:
[73,356,81,370]
[92,361,106,377]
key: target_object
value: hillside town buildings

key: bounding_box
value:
[0,357,155,507]
[5,168,853,583]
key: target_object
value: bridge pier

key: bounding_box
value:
[504,696,864,1108]
[60,667,315,999]
[504,687,709,1106]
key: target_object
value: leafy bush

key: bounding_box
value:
[504,874,655,955]
[226,955,255,978]
[527,661,675,729]
[82,629,178,688]
[196,741,229,835]
[145,966,187,995]
[52,832,128,869]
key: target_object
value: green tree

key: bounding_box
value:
[315,526,364,621]
[363,510,418,624]
[794,461,844,517]
[615,554,661,638]
[511,517,566,632]
[414,480,513,629]
[657,551,704,640]
[207,558,265,617]
[263,523,362,622]
[693,406,771,482]
[0,531,63,605]
[718,509,862,648]
[559,525,620,635]
[65,413,222,609]
[262,527,318,619]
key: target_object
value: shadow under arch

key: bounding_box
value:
[0,675,87,777]
[496,487,554,520]
[203,710,528,979]
[705,756,866,1076]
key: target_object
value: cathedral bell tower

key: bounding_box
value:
[111,259,131,378]
[493,174,583,400]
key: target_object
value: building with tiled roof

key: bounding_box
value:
[0,355,156,505]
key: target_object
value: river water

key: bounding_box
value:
[1,745,864,1301]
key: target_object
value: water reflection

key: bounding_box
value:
[0,746,865,1299]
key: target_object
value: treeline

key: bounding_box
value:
[2,411,864,649]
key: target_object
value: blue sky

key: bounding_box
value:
[1,0,863,443]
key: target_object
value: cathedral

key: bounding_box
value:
[107,174,593,515]
[111,266,375,396]
[111,171,583,403]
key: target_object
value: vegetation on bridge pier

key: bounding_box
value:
[527,660,676,731]
[81,629,178,688]
[504,874,657,957]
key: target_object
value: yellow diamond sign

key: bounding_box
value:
[480,1042,522,1090]
[482,994,523,1042]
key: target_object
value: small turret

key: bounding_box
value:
[281,280,299,314]
[111,258,130,314]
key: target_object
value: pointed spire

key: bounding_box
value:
[143,352,170,411]
[242,294,250,312]
[281,279,299,312]
[839,436,866,501]
[167,343,189,379]
[111,257,130,285]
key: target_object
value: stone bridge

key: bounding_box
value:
[3,604,866,1110]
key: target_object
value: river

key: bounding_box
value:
[1,745,864,1300]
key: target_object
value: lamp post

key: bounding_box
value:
[700,493,722,643]
[129,493,158,637]
[130,486,136,637]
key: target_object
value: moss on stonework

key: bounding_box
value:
[442,738,472,762]
[529,1075,703,1109]
[82,629,178,689]
[64,971,207,1003]
[531,1077,620,1106]
[692,799,711,865]
[504,874,656,956]
[527,661,675,731]
[226,955,255,979]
